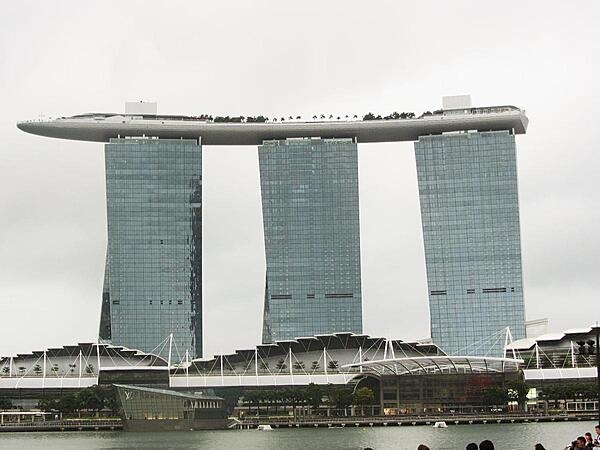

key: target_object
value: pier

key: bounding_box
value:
[234,412,599,429]
[0,418,122,433]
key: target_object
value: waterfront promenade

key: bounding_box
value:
[0,418,122,432]
[235,412,599,429]
[0,412,596,434]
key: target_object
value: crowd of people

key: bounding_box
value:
[562,424,600,449]
[403,423,600,450]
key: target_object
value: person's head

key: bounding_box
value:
[576,436,586,448]
[479,440,494,450]
[417,445,430,450]
[467,444,478,450]
[585,432,592,442]
[596,424,600,435]
[534,444,546,450]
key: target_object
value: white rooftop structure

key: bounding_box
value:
[17,104,528,145]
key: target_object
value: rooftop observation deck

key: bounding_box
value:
[16,105,528,145]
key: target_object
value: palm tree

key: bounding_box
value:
[312,115,317,120]
[85,364,94,374]
[327,360,339,371]
[32,364,43,375]
[293,361,305,371]
[18,366,26,375]
[320,114,325,119]
[50,364,59,375]
[1,366,9,375]
[311,361,320,371]
[275,359,287,371]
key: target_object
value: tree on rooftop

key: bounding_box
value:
[327,360,339,371]
[293,361,305,370]
[275,359,287,371]
[363,112,376,121]
[32,364,42,375]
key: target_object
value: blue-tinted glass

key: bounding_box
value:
[259,138,363,342]
[415,131,526,356]
[100,138,202,357]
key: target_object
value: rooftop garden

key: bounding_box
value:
[188,111,426,123]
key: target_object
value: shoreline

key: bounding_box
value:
[1,413,597,433]
[235,413,599,429]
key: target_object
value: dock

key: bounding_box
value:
[235,413,598,429]
[0,419,122,432]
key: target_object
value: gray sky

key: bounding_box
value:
[1,1,599,358]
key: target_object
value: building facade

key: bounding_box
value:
[259,138,363,343]
[415,131,526,356]
[99,138,203,357]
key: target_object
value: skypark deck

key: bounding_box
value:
[17,105,528,145]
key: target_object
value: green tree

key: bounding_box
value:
[507,380,530,409]
[354,387,375,416]
[57,395,78,414]
[77,388,103,412]
[32,364,43,375]
[326,386,353,415]
[363,112,376,121]
[327,360,339,371]
[482,386,509,407]
[293,361,305,371]
[305,383,322,414]
[275,359,287,371]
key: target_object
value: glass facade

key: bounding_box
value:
[259,138,363,343]
[115,385,225,421]
[99,138,202,357]
[415,131,526,356]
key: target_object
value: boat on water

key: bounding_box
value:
[433,421,448,428]
[257,424,273,431]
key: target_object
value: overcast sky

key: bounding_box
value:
[1,1,599,358]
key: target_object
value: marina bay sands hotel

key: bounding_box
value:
[17,96,529,359]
